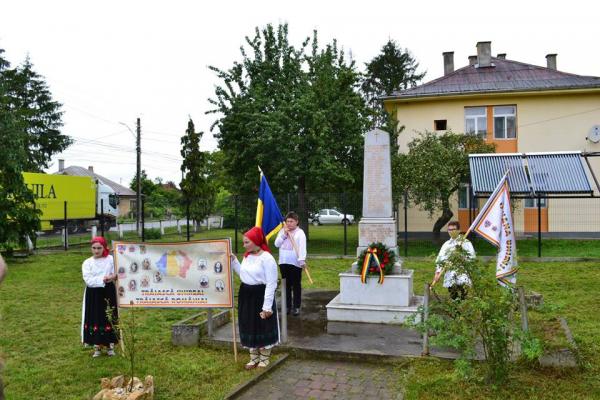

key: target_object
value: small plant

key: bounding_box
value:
[408,247,537,384]
[106,302,139,393]
[143,228,162,240]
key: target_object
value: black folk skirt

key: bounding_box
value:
[238,283,279,349]
[83,282,119,346]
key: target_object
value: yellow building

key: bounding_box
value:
[383,41,600,236]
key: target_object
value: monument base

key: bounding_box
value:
[326,269,422,324]
[326,293,423,324]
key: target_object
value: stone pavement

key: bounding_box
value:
[234,358,402,400]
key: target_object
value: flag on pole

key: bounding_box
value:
[468,172,518,286]
[255,168,284,241]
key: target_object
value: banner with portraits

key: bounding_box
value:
[112,239,233,308]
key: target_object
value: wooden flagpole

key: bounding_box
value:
[287,230,314,284]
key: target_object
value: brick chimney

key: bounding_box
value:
[497,53,506,60]
[88,166,94,173]
[468,55,477,66]
[546,54,557,70]
[476,41,492,67]
[58,159,65,172]
[443,51,454,75]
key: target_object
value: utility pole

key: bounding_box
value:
[136,117,142,236]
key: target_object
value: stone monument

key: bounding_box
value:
[326,129,422,324]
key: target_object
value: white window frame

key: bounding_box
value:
[493,106,517,139]
[464,107,487,139]
[524,197,547,208]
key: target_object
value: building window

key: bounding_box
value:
[434,120,447,131]
[524,197,547,208]
[494,106,517,139]
[464,107,487,138]
[458,185,470,209]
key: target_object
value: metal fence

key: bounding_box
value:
[31,193,600,258]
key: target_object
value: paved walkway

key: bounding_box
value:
[235,358,402,400]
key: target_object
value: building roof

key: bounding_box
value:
[56,166,136,197]
[469,152,596,196]
[384,58,600,100]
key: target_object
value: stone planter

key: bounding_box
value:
[171,309,231,346]
[93,375,154,400]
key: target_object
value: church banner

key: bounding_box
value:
[112,239,233,308]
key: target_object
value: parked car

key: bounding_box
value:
[312,209,354,225]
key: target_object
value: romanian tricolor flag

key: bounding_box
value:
[255,169,284,241]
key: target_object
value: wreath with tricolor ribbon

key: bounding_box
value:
[357,242,396,284]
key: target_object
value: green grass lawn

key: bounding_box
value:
[1,248,599,399]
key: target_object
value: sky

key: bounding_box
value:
[1,0,599,187]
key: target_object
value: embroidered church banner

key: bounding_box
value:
[112,239,233,308]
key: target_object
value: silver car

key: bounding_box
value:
[312,209,354,225]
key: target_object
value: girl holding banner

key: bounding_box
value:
[230,227,279,369]
[81,237,119,357]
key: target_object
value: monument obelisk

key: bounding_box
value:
[326,128,421,324]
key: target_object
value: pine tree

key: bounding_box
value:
[180,119,215,226]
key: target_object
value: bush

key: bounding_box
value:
[143,228,161,240]
[408,245,538,384]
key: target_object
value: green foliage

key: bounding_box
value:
[409,247,523,384]
[361,39,425,133]
[394,131,495,235]
[129,171,183,218]
[208,24,370,224]
[0,52,71,171]
[180,118,216,223]
[143,228,162,240]
[0,50,41,249]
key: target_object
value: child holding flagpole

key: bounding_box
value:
[274,211,307,316]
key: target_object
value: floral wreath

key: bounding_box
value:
[357,242,396,284]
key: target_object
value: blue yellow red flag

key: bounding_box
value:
[255,169,284,241]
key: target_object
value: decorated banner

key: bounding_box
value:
[112,239,233,308]
[468,173,518,286]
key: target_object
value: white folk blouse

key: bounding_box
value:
[231,252,278,312]
[82,255,114,288]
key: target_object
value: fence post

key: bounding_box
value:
[280,278,288,343]
[141,196,145,242]
[422,283,430,355]
[186,201,190,241]
[234,195,239,255]
[518,286,529,332]
[64,201,68,251]
[207,309,214,337]
[100,199,105,237]
[404,191,408,258]
[118,224,123,239]
[537,194,542,258]
[160,220,164,235]
[92,225,97,238]
[343,193,348,256]
[177,219,181,234]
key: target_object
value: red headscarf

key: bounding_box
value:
[243,226,270,257]
[91,236,110,258]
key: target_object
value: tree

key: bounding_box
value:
[361,40,425,132]
[393,131,495,239]
[1,53,71,171]
[0,51,40,249]
[208,24,370,230]
[180,118,215,225]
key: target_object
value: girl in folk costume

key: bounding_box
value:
[81,237,119,357]
[274,211,307,316]
[230,227,279,369]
